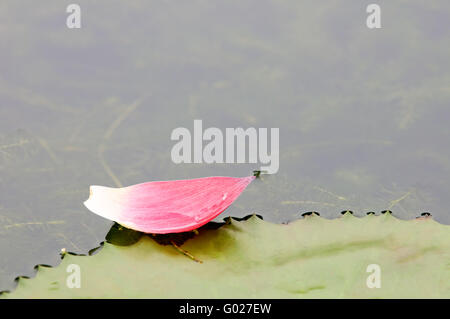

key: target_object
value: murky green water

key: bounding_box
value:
[1,0,449,291]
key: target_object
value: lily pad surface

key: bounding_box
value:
[4,215,449,298]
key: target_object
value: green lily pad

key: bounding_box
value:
[3,214,449,298]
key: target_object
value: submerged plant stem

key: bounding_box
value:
[171,241,202,263]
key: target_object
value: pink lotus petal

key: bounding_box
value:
[84,176,255,234]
